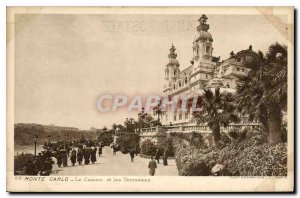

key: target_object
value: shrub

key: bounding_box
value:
[140,140,156,156]
[116,133,139,154]
[14,153,34,174]
[226,143,287,176]
[157,137,175,157]
[98,132,113,146]
[174,130,287,176]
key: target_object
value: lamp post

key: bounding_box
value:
[33,134,38,157]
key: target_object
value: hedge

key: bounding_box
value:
[174,130,287,176]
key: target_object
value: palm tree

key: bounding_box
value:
[237,43,287,145]
[193,88,239,147]
[138,107,154,128]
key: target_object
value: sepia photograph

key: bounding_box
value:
[6,6,294,192]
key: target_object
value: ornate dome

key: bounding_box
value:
[167,58,179,66]
[199,31,213,40]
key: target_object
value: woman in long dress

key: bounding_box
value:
[70,149,77,166]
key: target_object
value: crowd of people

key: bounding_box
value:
[53,139,105,168]
[20,138,105,176]
[19,137,170,176]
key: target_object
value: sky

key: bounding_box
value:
[14,14,288,130]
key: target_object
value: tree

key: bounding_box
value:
[237,43,287,145]
[193,88,239,147]
[124,118,137,133]
[138,107,154,129]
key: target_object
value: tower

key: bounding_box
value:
[164,44,180,93]
[192,14,213,63]
[190,14,216,85]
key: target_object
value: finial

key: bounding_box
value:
[197,14,209,32]
[249,45,253,51]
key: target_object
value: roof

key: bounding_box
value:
[179,65,193,76]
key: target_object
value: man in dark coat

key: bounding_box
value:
[163,149,168,166]
[129,149,135,162]
[77,148,83,165]
[84,148,90,164]
[98,146,103,157]
[56,151,63,168]
[62,150,68,167]
[148,156,157,176]
[155,149,160,164]
[70,149,77,166]
[91,148,97,164]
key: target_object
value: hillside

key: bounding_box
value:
[14,123,104,146]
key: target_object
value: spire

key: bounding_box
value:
[197,14,210,32]
[168,44,177,59]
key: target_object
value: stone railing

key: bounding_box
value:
[141,123,261,135]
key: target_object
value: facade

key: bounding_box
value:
[140,14,260,144]
[162,14,259,127]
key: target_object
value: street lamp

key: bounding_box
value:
[33,134,38,157]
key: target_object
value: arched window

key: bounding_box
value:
[206,46,210,53]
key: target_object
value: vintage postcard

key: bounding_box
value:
[6,6,294,192]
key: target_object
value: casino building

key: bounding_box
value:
[140,14,260,144]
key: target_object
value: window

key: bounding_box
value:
[185,112,189,119]
[206,46,210,53]
[174,70,176,75]
[237,67,240,71]
[179,113,182,120]
[185,77,188,84]
[242,68,245,72]
[173,115,176,121]
[206,74,208,79]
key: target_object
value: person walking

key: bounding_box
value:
[163,149,168,166]
[148,156,157,176]
[155,148,160,164]
[77,148,83,165]
[62,150,68,167]
[129,149,135,162]
[98,146,103,157]
[84,148,90,165]
[70,149,77,166]
[56,150,63,168]
[111,143,117,155]
[91,148,97,164]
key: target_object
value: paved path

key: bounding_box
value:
[51,147,178,176]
